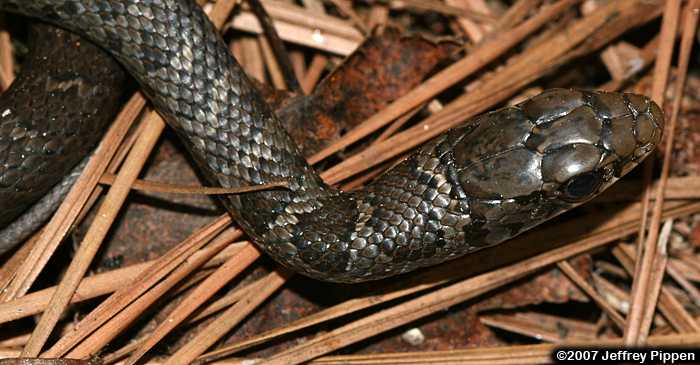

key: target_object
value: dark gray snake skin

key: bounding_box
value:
[0,0,663,282]
[0,23,126,247]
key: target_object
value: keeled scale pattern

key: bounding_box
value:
[0,23,125,227]
[0,0,662,282]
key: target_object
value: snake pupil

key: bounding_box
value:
[563,172,602,201]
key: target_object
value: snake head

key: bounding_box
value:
[522,89,663,203]
[454,89,663,247]
[457,89,663,204]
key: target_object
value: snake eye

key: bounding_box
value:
[561,171,603,202]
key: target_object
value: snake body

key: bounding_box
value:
[0,22,126,246]
[0,0,663,282]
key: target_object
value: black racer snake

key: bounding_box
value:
[0,0,663,283]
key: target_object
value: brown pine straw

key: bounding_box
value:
[0,66,10,92]
[299,0,330,94]
[65,231,248,359]
[0,334,28,348]
[8,2,243,358]
[0,234,35,294]
[591,273,630,314]
[6,333,700,365]
[230,1,363,56]
[634,0,680,279]
[0,3,692,362]
[0,323,78,350]
[667,260,700,306]
[303,333,700,364]
[319,0,661,183]
[121,244,261,365]
[301,53,327,93]
[98,270,276,364]
[557,261,626,330]
[396,0,496,23]
[367,5,388,31]
[494,0,540,32]
[625,246,697,331]
[185,276,263,322]
[445,0,491,42]
[40,216,236,357]
[326,0,369,35]
[165,270,289,365]
[647,219,678,329]
[0,242,246,324]
[193,201,700,365]
[22,109,167,356]
[230,13,358,56]
[650,0,682,104]
[624,0,700,345]
[234,36,265,84]
[375,105,423,143]
[480,312,598,342]
[290,51,306,86]
[208,0,238,30]
[669,257,700,284]
[252,0,364,43]
[613,243,699,334]
[250,0,301,92]
[601,42,644,84]
[67,255,249,358]
[0,15,13,90]
[260,203,700,365]
[258,35,287,90]
[600,36,660,93]
[46,0,664,360]
[341,158,399,191]
[309,0,582,165]
[594,260,630,281]
[599,176,700,201]
[628,0,679,334]
[0,108,149,298]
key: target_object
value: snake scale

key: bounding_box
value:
[0,22,126,247]
[0,0,663,283]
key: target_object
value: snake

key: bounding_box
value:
[0,0,663,283]
[0,22,127,248]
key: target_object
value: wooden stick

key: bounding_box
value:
[0,94,145,303]
[123,244,261,365]
[624,0,699,345]
[310,0,581,165]
[321,0,657,183]
[22,111,166,356]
